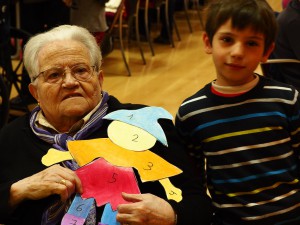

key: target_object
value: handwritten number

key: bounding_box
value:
[143,162,154,170]
[132,134,139,142]
[76,204,84,212]
[70,219,77,225]
[169,190,177,195]
[128,114,133,119]
[108,173,118,183]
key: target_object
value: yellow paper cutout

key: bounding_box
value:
[67,138,182,182]
[159,178,183,202]
[42,148,73,166]
[107,120,157,151]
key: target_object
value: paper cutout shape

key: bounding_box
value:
[41,107,184,224]
[42,107,184,205]
[41,148,72,166]
[103,107,173,146]
[107,120,157,151]
[101,203,120,225]
[67,138,182,182]
[61,194,95,225]
[76,158,140,210]
[159,178,182,202]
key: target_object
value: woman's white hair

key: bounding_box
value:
[23,25,102,81]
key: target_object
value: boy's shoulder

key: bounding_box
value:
[180,82,211,105]
[250,75,299,103]
[177,82,212,117]
[260,75,297,91]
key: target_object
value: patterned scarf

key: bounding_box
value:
[30,91,109,225]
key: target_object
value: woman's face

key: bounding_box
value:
[29,40,103,132]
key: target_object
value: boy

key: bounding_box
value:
[175,0,300,224]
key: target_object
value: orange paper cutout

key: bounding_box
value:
[67,138,182,182]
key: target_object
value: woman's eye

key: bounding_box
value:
[47,71,61,80]
[74,66,88,75]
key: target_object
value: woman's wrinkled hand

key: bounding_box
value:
[9,164,82,207]
[117,192,176,225]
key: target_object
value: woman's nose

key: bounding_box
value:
[62,71,78,85]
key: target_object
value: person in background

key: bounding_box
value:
[269,0,300,90]
[176,0,300,224]
[0,24,212,225]
[63,0,108,45]
[282,0,292,9]
[154,0,176,44]
[63,0,114,57]
[139,0,175,45]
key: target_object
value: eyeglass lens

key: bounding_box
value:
[42,64,94,83]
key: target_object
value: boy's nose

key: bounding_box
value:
[231,43,244,57]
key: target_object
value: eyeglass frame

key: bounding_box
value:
[31,64,97,84]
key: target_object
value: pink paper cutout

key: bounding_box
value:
[75,158,140,210]
[62,214,85,225]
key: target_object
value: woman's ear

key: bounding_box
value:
[28,83,39,102]
[203,32,213,54]
[98,70,104,88]
[261,42,275,63]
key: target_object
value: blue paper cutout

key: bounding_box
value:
[61,194,95,225]
[100,203,121,225]
[103,107,173,146]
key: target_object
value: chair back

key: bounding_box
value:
[140,0,163,8]
[260,59,300,83]
[106,0,125,34]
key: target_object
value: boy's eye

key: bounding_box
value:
[247,41,259,47]
[221,36,233,43]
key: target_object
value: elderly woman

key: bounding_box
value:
[0,25,212,225]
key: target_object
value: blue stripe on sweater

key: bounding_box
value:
[212,165,297,184]
[193,112,287,134]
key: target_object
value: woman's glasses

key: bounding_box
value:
[32,64,96,84]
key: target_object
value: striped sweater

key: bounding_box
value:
[175,76,300,225]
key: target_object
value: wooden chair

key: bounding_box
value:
[8,28,32,97]
[183,0,205,31]
[0,27,33,123]
[124,0,146,65]
[260,59,300,79]
[1,0,35,126]
[106,0,146,76]
[139,0,181,54]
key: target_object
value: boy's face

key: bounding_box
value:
[203,19,274,86]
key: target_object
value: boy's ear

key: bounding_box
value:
[203,32,212,54]
[261,42,275,63]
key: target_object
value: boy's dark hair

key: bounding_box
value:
[204,0,277,54]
